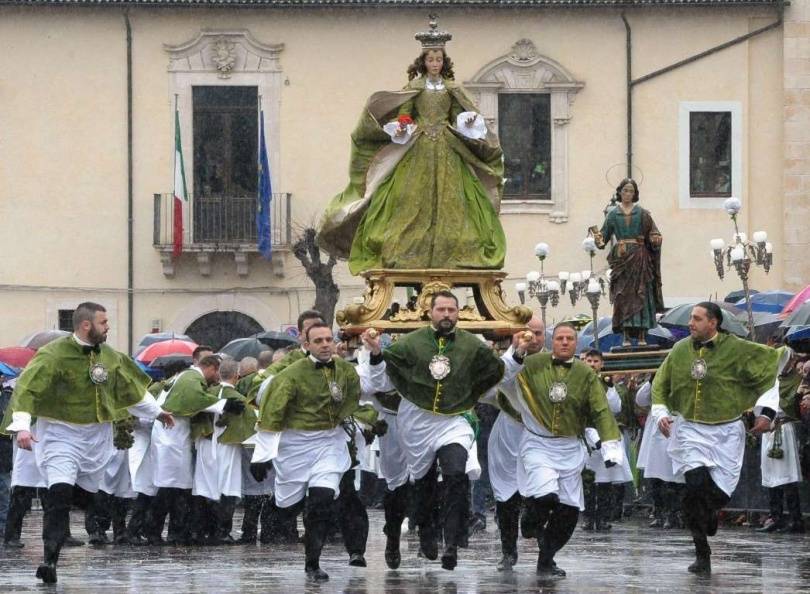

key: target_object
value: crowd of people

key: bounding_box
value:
[1,299,809,584]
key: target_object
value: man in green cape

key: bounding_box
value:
[5,302,173,583]
[148,355,244,545]
[500,323,622,578]
[652,302,786,575]
[361,291,529,571]
[249,322,384,583]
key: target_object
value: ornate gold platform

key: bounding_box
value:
[336,268,533,338]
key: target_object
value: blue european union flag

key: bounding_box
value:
[257,111,272,260]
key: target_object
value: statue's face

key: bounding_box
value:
[424,50,444,77]
[620,183,636,203]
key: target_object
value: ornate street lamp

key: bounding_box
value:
[709,197,773,339]
[523,243,561,327]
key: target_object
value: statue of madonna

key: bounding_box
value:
[317,16,506,275]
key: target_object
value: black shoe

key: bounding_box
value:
[147,535,166,546]
[419,529,438,561]
[88,532,110,546]
[469,515,486,535]
[649,518,664,528]
[305,567,329,583]
[537,561,566,577]
[63,535,85,547]
[36,563,58,584]
[237,535,257,544]
[113,533,129,546]
[3,539,24,548]
[385,549,401,570]
[127,535,148,546]
[496,552,517,571]
[348,553,367,567]
[778,521,805,534]
[707,510,719,537]
[219,535,239,546]
[595,520,612,532]
[582,519,595,531]
[440,546,458,571]
[687,556,711,575]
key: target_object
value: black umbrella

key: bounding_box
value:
[255,331,298,350]
[724,289,757,303]
[220,337,273,361]
[149,354,193,369]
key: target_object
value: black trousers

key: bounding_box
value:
[682,467,730,559]
[495,493,521,558]
[337,471,368,556]
[767,482,802,524]
[4,486,37,542]
[527,493,579,568]
[41,483,74,567]
[127,493,152,539]
[412,443,470,550]
[150,487,190,542]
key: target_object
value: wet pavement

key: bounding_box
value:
[2,510,809,593]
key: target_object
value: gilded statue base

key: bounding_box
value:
[336,268,533,338]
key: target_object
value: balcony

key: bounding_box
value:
[153,193,292,277]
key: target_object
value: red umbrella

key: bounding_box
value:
[136,339,198,364]
[0,346,37,368]
[780,285,810,318]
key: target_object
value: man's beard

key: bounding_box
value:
[435,318,456,335]
[88,326,108,345]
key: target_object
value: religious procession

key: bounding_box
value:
[2,3,810,593]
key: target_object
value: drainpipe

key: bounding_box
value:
[125,10,134,355]
[622,12,632,179]
[622,4,783,179]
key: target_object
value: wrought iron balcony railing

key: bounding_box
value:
[153,192,292,250]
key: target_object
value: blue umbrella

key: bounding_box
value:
[0,361,20,377]
[135,360,165,381]
[785,325,810,342]
[735,291,794,314]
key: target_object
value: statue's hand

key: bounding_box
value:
[650,233,663,248]
[465,114,477,127]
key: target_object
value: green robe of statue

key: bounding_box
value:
[9,336,149,425]
[651,334,782,424]
[515,354,620,441]
[382,327,504,415]
[257,357,377,432]
[317,76,506,274]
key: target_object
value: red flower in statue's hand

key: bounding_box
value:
[397,115,413,127]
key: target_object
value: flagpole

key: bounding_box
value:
[173,94,179,253]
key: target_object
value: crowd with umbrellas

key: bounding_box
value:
[0,329,298,381]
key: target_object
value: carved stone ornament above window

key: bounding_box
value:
[164,29,284,75]
[465,40,584,222]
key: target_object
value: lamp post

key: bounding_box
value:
[709,197,772,339]
[525,243,561,327]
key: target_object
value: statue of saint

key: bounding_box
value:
[592,178,665,346]
[317,16,506,275]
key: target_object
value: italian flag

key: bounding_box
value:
[173,108,188,258]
